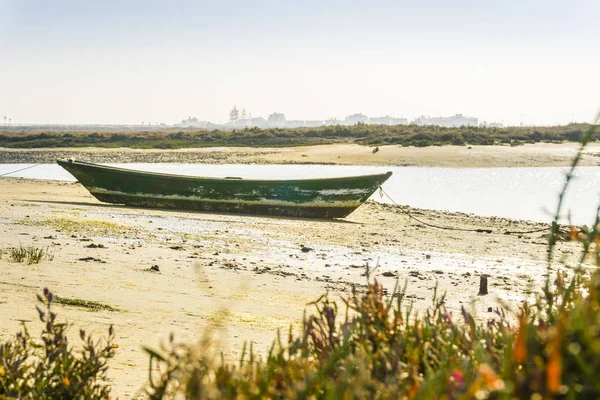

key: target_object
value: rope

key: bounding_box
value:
[377,186,550,236]
[0,163,44,177]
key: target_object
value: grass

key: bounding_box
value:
[8,244,53,264]
[54,296,123,312]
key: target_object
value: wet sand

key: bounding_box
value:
[2,142,600,167]
[0,177,584,397]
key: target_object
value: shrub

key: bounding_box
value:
[0,288,116,399]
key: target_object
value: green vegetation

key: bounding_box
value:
[54,296,122,313]
[0,288,115,399]
[0,123,595,149]
[8,245,53,264]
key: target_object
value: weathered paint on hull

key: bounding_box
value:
[91,191,358,218]
[56,160,392,219]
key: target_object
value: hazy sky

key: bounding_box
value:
[1,0,599,126]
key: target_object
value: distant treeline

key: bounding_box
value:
[0,123,596,149]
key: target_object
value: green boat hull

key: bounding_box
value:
[56,160,392,219]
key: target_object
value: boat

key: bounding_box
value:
[56,159,393,219]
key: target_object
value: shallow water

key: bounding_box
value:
[1,163,599,225]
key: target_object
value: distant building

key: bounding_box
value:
[285,120,326,128]
[479,121,503,128]
[302,120,327,127]
[180,117,209,127]
[179,112,480,129]
[249,117,267,127]
[344,113,369,125]
[268,113,286,126]
[368,116,408,125]
[235,118,252,127]
[413,114,478,127]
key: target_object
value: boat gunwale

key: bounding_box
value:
[56,159,393,184]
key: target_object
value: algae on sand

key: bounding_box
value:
[55,296,123,312]
[19,216,139,237]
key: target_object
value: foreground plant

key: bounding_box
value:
[8,244,53,264]
[0,288,116,399]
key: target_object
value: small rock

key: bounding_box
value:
[300,245,313,253]
[78,257,105,263]
[150,265,160,272]
[85,243,106,249]
[382,271,396,277]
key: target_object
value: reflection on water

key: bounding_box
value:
[1,163,599,225]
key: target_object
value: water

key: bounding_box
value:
[2,163,599,225]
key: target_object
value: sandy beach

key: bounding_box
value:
[0,174,584,397]
[2,142,600,167]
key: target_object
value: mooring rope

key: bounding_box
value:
[0,163,44,177]
[377,186,550,236]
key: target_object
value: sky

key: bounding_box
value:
[0,0,599,126]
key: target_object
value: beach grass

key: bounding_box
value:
[8,244,53,264]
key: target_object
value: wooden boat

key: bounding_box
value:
[56,159,392,219]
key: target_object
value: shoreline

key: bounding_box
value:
[2,142,600,167]
[0,176,582,396]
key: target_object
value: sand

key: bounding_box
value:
[2,142,600,167]
[0,176,584,397]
